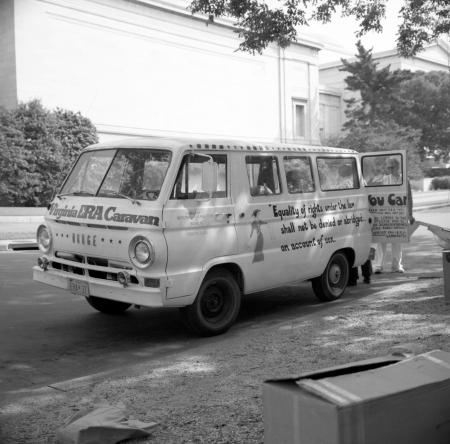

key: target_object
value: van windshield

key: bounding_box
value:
[60,149,172,201]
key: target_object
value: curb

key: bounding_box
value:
[0,216,44,223]
[414,203,450,211]
[0,240,38,251]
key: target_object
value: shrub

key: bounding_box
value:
[431,176,450,190]
[0,100,98,206]
[424,167,450,178]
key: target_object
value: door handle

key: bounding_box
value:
[215,213,232,218]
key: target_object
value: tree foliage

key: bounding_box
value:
[0,100,98,206]
[339,119,423,180]
[339,41,450,166]
[189,0,449,56]
[340,41,413,126]
[393,70,450,159]
[334,42,425,179]
[398,0,450,56]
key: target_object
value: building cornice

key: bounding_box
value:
[319,40,450,71]
[131,0,323,51]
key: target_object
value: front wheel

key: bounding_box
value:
[179,269,241,336]
[85,296,131,314]
[311,252,349,302]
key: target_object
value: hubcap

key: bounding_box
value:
[202,284,225,319]
[205,291,222,314]
[328,263,341,285]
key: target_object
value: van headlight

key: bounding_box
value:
[37,225,52,253]
[129,236,154,268]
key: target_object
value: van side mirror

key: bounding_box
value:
[202,161,218,197]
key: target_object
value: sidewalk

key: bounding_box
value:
[0,190,449,250]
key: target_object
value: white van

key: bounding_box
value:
[33,138,409,335]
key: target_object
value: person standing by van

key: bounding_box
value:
[373,159,412,273]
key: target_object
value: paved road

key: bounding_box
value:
[0,207,448,396]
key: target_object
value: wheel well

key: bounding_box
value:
[206,263,244,293]
[340,248,355,268]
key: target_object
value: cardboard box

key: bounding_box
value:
[264,350,450,444]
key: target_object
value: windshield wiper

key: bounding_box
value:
[98,189,141,205]
[56,190,94,199]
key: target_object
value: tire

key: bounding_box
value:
[311,252,349,302]
[85,296,131,314]
[180,268,241,336]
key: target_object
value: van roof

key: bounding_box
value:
[84,137,357,154]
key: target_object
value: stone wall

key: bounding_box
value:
[0,0,17,109]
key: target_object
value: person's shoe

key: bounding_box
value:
[348,280,357,286]
[363,278,371,284]
[392,267,405,273]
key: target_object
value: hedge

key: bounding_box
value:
[431,176,450,190]
[0,100,98,206]
[424,167,450,178]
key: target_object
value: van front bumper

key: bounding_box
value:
[33,266,166,307]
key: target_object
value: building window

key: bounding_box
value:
[293,99,307,139]
[319,93,341,139]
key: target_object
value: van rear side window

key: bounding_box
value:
[317,157,359,191]
[246,155,281,196]
[283,156,315,193]
[362,154,403,186]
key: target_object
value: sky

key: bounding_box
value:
[302,0,403,63]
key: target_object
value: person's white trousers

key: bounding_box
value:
[373,243,403,272]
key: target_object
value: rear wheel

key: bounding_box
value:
[85,296,131,314]
[311,252,349,302]
[180,269,241,336]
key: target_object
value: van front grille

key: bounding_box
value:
[50,252,138,285]
[51,261,84,275]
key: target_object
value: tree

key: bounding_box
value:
[189,0,450,56]
[340,42,450,164]
[393,70,450,161]
[340,41,413,127]
[398,0,450,56]
[339,119,423,180]
[0,100,98,206]
[336,42,422,179]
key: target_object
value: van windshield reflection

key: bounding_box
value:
[59,149,172,201]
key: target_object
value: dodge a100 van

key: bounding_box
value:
[33,138,409,335]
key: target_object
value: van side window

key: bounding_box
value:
[283,156,315,193]
[317,157,360,191]
[246,155,281,196]
[171,154,227,199]
[361,154,403,186]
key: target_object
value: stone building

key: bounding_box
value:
[0,0,324,144]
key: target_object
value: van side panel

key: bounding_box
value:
[231,152,372,294]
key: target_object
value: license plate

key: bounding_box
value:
[69,279,89,297]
